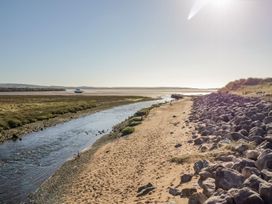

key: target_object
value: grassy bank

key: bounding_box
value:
[0,95,149,142]
[29,103,161,203]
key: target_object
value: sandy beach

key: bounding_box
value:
[33,97,202,204]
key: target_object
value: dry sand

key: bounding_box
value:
[35,98,201,204]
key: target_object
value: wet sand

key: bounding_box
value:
[33,98,201,204]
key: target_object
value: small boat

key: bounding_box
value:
[74,88,83,93]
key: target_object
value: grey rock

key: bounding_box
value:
[202,178,216,197]
[259,182,272,204]
[229,132,245,141]
[137,183,155,197]
[230,187,264,204]
[233,158,256,173]
[169,187,181,196]
[181,188,197,197]
[246,150,260,160]
[264,116,272,124]
[204,195,234,204]
[255,151,272,170]
[181,174,193,183]
[241,166,261,178]
[215,167,244,190]
[194,160,209,175]
[243,174,267,192]
[261,169,272,181]
[189,192,207,204]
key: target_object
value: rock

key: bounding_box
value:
[255,150,272,170]
[199,170,213,181]
[241,167,261,178]
[261,169,272,181]
[233,158,256,173]
[175,143,182,148]
[249,127,265,137]
[264,135,272,143]
[230,187,264,204]
[257,141,272,150]
[269,111,272,117]
[194,160,209,175]
[216,155,236,162]
[264,116,272,124]
[235,144,249,154]
[215,167,244,190]
[189,192,207,204]
[259,182,272,204]
[202,178,216,197]
[181,174,193,183]
[169,187,181,196]
[239,129,248,137]
[246,150,260,160]
[204,195,234,204]
[251,136,265,145]
[181,188,197,197]
[243,174,267,192]
[137,183,155,197]
[194,138,204,145]
[229,132,245,141]
[199,144,209,152]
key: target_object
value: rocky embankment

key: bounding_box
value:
[187,93,272,204]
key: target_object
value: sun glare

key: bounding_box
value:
[188,0,233,20]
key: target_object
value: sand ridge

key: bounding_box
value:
[54,98,198,204]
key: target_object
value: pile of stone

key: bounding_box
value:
[187,93,272,204]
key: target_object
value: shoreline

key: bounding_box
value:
[29,101,163,203]
[30,97,195,203]
[0,97,151,143]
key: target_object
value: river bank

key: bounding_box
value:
[0,95,149,143]
[31,93,272,204]
[31,97,197,203]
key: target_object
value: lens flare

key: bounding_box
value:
[188,0,210,20]
[188,0,232,20]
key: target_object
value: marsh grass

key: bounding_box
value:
[0,95,149,141]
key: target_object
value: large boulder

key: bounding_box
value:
[229,187,264,204]
[233,158,256,173]
[215,167,245,190]
[242,174,267,192]
[255,150,272,170]
[259,182,272,204]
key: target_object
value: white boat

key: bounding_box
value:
[74,88,83,93]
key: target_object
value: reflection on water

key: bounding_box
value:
[0,98,171,203]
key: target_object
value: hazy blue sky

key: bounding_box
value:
[0,0,271,88]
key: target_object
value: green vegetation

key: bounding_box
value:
[0,95,149,142]
[121,126,135,136]
[134,108,150,117]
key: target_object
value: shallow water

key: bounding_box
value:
[0,98,172,203]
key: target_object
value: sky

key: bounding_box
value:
[0,0,271,88]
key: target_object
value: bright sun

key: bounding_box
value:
[188,0,233,20]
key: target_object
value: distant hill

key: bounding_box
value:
[0,84,65,92]
[220,78,272,99]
